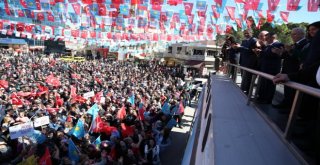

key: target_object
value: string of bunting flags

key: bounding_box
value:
[0,0,319,45]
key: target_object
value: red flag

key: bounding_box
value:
[308,0,320,12]
[244,0,260,10]
[17,10,25,17]
[96,0,105,3]
[100,124,118,135]
[0,80,9,89]
[112,0,123,4]
[71,30,79,37]
[266,10,275,22]
[82,0,93,4]
[72,3,81,15]
[20,0,28,8]
[46,74,61,87]
[94,91,103,103]
[151,0,163,5]
[160,12,167,22]
[38,147,52,165]
[152,5,162,11]
[35,0,41,10]
[46,107,59,114]
[47,12,55,22]
[70,85,77,98]
[207,25,214,34]
[81,31,88,38]
[183,2,193,16]
[98,4,107,16]
[17,91,31,97]
[91,115,103,133]
[131,0,141,5]
[268,0,281,11]
[214,0,222,6]
[37,13,45,21]
[121,123,134,137]
[197,10,206,18]
[117,106,126,120]
[16,23,25,32]
[10,93,23,106]
[211,5,220,18]
[280,11,289,23]
[226,6,236,20]
[287,0,301,11]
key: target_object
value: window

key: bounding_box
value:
[177,47,182,54]
[205,97,211,118]
[207,50,217,57]
[168,46,172,53]
[193,49,204,55]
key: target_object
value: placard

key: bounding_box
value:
[9,122,34,139]
[33,116,50,127]
[83,91,95,99]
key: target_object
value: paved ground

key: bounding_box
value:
[159,105,196,165]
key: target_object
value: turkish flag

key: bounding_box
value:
[151,0,163,5]
[117,106,126,120]
[37,13,45,21]
[47,12,55,22]
[121,123,134,138]
[0,80,9,89]
[20,0,28,8]
[287,0,301,11]
[70,85,77,98]
[152,5,162,11]
[308,0,320,12]
[98,4,107,16]
[71,30,79,37]
[17,10,25,17]
[211,5,220,18]
[46,74,61,87]
[25,25,34,32]
[197,10,206,18]
[35,0,41,10]
[280,11,289,22]
[244,0,260,10]
[167,0,179,6]
[96,0,105,3]
[72,3,81,15]
[214,0,222,6]
[207,25,213,34]
[38,147,52,165]
[100,125,118,135]
[268,0,281,11]
[80,31,88,38]
[266,10,274,22]
[112,0,123,4]
[16,23,25,32]
[82,0,93,4]
[226,6,236,20]
[131,0,141,5]
[187,15,194,24]
[90,31,96,38]
[183,2,193,16]
[160,12,167,22]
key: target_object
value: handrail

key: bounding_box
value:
[228,63,320,98]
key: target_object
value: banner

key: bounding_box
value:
[9,122,34,139]
[83,91,95,98]
[33,116,50,127]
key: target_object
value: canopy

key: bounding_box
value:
[0,38,27,45]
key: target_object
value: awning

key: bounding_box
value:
[185,60,204,68]
[0,38,27,45]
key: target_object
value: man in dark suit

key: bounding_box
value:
[232,29,257,94]
[256,32,284,104]
[273,28,308,109]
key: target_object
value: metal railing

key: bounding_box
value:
[227,63,320,164]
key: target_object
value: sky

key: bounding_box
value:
[165,0,320,24]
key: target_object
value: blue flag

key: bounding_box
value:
[26,0,37,9]
[86,103,99,118]
[128,94,135,105]
[161,102,170,114]
[150,10,160,19]
[72,120,85,139]
[120,4,129,16]
[68,139,80,162]
[41,3,50,10]
[196,1,206,10]
[93,136,101,148]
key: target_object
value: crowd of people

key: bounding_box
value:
[0,49,195,165]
